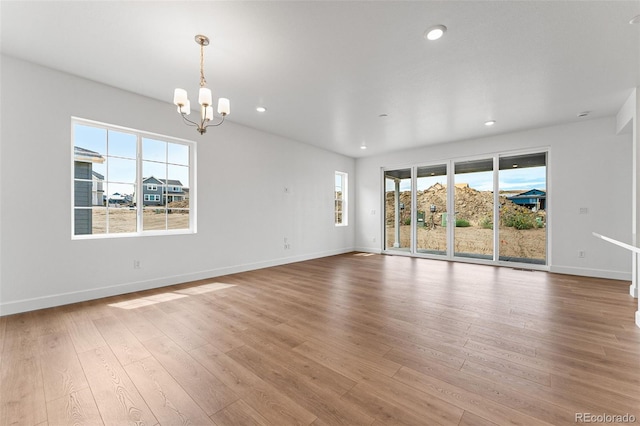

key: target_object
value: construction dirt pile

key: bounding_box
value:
[385,183,536,226]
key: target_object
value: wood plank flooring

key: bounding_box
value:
[2,253,640,425]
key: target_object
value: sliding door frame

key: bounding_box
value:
[381,147,550,271]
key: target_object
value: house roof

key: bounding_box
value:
[74,146,105,164]
[508,189,546,200]
[142,176,183,186]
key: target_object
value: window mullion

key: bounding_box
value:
[136,134,143,233]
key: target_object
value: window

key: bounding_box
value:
[335,171,348,226]
[73,118,194,237]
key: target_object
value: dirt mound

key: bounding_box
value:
[167,200,189,209]
[385,183,535,226]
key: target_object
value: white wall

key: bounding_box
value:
[0,55,355,315]
[355,116,633,280]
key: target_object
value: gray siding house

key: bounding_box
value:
[142,177,185,206]
[74,146,105,234]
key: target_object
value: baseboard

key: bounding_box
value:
[549,265,632,281]
[354,247,383,254]
[0,247,354,316]
[636,311,640,329]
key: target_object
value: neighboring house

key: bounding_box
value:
[142,176,186,206]
[74,146,105,234]
[92,171,104,206]
[107,192,127,206]
[507,189,546,210]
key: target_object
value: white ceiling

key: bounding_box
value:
[2,1,639,158]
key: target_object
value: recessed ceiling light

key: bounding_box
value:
[424,25,447,41]
[630,14,640,24]
[256,106,267,112]
[378,113,388,118]
[484,120,496,126]
[360,145,367,150]
[577,111,590,118]
[512,164,519,168]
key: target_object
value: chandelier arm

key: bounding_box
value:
[204,115,226,128]
[180,113,200,128]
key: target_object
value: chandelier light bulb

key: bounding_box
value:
[199,87,213,106]
[218,98,230,116]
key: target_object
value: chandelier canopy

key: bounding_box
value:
[173,35,230,135]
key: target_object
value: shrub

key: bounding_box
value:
[480,216,493,229]
[503,211,536,230]
[455,218,471,227]
[404,218,411,225]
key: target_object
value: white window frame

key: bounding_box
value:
[335,171,348,226]
[72,117,197,239]
[146,184,157,191]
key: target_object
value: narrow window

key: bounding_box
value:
[335,171,348,226]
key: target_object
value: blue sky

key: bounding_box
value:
[74,124,189,196]
[387,166,546,193]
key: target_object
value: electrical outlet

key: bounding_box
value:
[133,260,141,269]
[370,209,376,215]
[578,251,586,258]
[579,207,588,214]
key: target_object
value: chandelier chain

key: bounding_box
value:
[199,41,207,88]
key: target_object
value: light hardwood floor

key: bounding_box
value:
[2,253,640,425]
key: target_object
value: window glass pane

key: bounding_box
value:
[334,172,347,225]
[416,164,447,255]
[91,208,107,234]
[168,209,190,230]
[384,169,411,250]
[498,153,546,264]
[107,207,137,234]
[108,157,136,183]
[143,207,167,231]
[143,160,166,181]
[168,143,189,165]
[454,159,494,260]
[74,179,93,208]
[143,138,167,162]
[108,130,136,159]
[74,124,106,154]
[105,183,135,207]
[168,164,189,188]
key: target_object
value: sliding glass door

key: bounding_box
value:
[382,150,548,268]
[384,169,412,252]
[453,159,494,260]
[416,164,447,255]
[498,153,547,264]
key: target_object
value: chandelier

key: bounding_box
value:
[173,35,230,135]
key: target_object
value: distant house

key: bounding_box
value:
[91,171,105,206]
[107,192,127,206]
[74,146,105,234]
[507,189,546,210]
[142,177,186,206]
